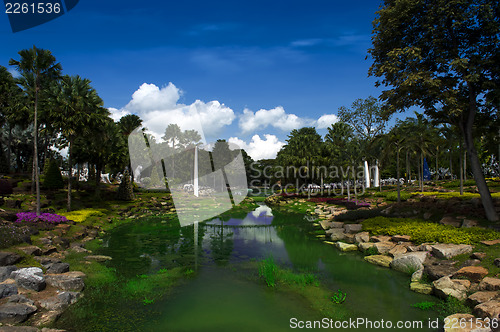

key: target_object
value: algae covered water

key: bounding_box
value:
[55,205,439,331]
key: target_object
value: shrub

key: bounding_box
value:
[16,212,68,224]
[43,159,64,190]
[0,179,13,196]
[362,216,499,245]
[0,224,32,248]
[59,209,105,223]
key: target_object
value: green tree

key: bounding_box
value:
[50,75,107,211]
[9,46,62,215]
[43,159,64,190]
[369,0,500,221]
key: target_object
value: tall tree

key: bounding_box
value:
[50,75,107,211]
[369,0,500,221]
[9,46,62,215]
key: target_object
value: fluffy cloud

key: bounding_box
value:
[109,83,235,141]
[239,106,307,133]
[316,114,339,129]
[228,134,285,160]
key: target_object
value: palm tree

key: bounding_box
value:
[50,75,106,211]
[9,46,62,215]
[380,124,406,202]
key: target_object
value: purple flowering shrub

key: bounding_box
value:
[15,212,68,230]
[0,224,32,249]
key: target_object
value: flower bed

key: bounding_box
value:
[16,212,68,224]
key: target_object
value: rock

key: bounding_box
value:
[472,252,487,260]
[481,239,500,246]
[374,242,396,254]
[453,266,489,282]
[329,229,346,241]
[0,266,17,282]
[33,256,61,266]
[467,291,500,306]
[424,259,459,281]
[358,242,376,252]
[0,326,39,332]
[433,276,469,300]
[42,246,58,255]
[364,255,393,268]
[11,267,46,292]
[335,242,358,252]
[392,235,411,242]
[494,258,500,268]
[443,313,490,332]
[390,252,427,274]
[410,282,433,295]
[370,235,392,243]
[0,284,18,299]
[46,263,70,274]
[8,294,35,305]
[423,212,432,220]
[329,222,344,228]
[17,246,42,256]
[474,300,500,319]
[0,252,21,266]
[388,245,407,257]
[461,219,478,228]
[39,291,81,311]
[343,224,362,234]
[479,277,500,291]
[354,232,370,244]
[411,269,424,282]
[319,220,333,230]
[439,216,462,227]
[0,302,37,324]
[431,244,473,259]
[70,246,89,254]
[45,272,85,291]
[460,259,481,268]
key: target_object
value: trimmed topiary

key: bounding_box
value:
[43,159,64,190]
[118,169,135,201]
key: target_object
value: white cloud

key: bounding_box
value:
[239,106,307,133]
[228,134,285,160]
[316,114,339,129]
[109,82,235,141]
[108,107,130,122]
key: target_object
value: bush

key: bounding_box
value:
[43,159,64,190]
[362,216,500,245]
[0,179,13,195]
[0,224,32,249]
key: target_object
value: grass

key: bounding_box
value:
[436,296,472,318]
[374,191,414,201]
[412,301,437,311]
[362,216,500,245]
[418,191,500,200]
[59,208,106,223]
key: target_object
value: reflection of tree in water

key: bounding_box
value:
[272,211,322,271]
[209,215,234,265]
[178,224,206,267]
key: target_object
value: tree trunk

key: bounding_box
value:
[449,149,453,180]
[7,125,12,173]
[67,140,72,212]
[396,149,401,203]
[417,156,422,192]
[435,147,439,180]
[459,144,464,195]
[461,94,498,221]
[405,150,409,183]
[34,87,41,215]
[420,152,424,192]
[463,150,467,181]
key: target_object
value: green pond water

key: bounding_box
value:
[55,204,439,331]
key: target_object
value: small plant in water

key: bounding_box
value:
[138,274,148,279]
[184,268,194,276]
[412,301,436,311]
[259,256,278,288]
[157,268,169,274]
[143,297,155,305]
[331,289,347,304]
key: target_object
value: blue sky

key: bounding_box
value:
[0,0,404,160]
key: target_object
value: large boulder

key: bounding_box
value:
[39,291,81,311]
[0,266,17,282]
[424,259,459,281]
[474,300,500,319]
[364,255,393,268]
[433,276,469,300]
[0,252,21,266]
[329,229,346,241]
[467,291,500,306]
[443,313,491,332]
[0,284,18,299]
[0,302,37,324]
[388,245,407,257]
[45,272,85,291]
[410,282,433,295]
[354,232,370,244]
[453,266,489,283]
[390,252,428,274]
[358,242,376,252]
[11,267,45,292]
[479,277,500,291]
[16,246,42,256]
[431,244,473,259]
[371,235,392,242]
[343,224,362,234]
[46,263,70,274]
[374,242,395,254]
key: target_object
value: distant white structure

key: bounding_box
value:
[373,162,380,187]
[364,160,370,188]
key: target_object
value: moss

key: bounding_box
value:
[59,208,106,223]
[362,216,499,245]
